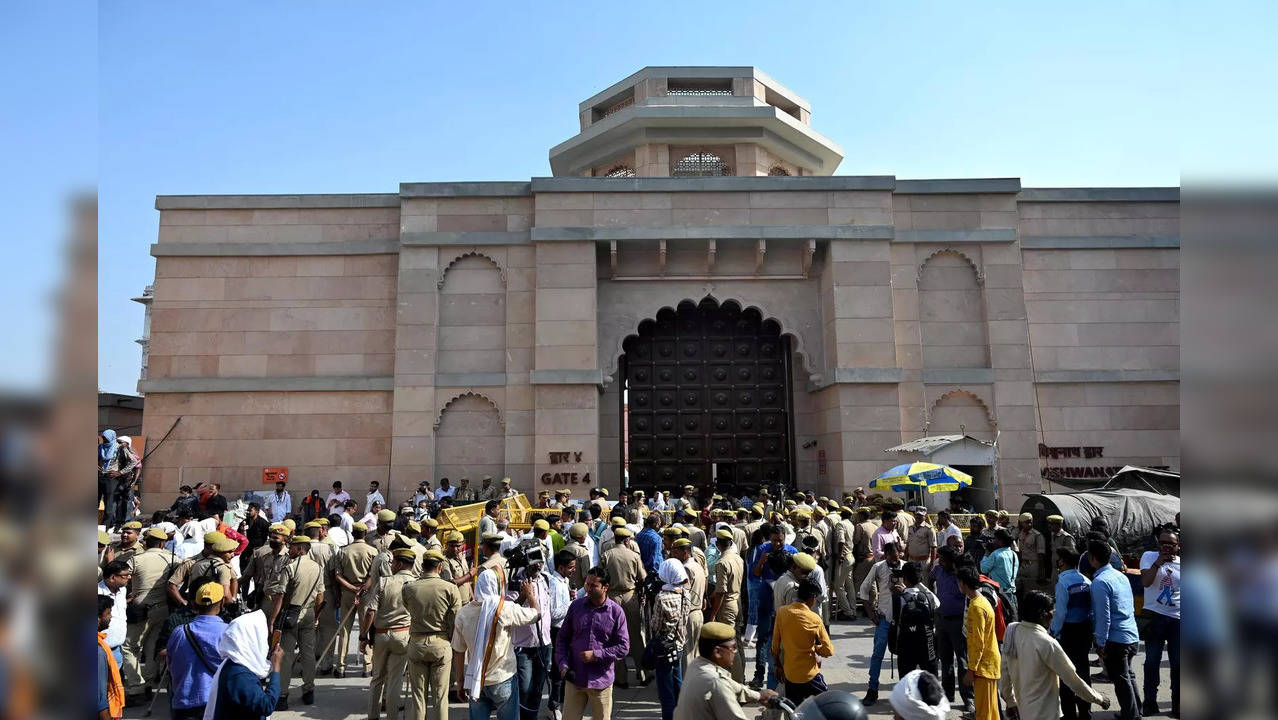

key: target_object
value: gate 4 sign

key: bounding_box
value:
[542,450,591,486]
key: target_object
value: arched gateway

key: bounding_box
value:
[621,297,794,497]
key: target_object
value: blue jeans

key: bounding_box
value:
[868,618,891,690]
[654,657,683,720]
[1143,613,1180,710]
[747,579,765,625]
[470,674,519,720]
[515,645,550,720]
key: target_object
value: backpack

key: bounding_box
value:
[889,588,936,659]
[976,574,1016,640]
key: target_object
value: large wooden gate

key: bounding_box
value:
[621,298,793,497]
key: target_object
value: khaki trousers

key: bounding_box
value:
[610,591,644,678]
[683,609,704,671]
[336,591,372,674]
[833,554,856,614]
[852,558,873,599]
[316,588,339,671]
[369,629,410,720]
[406,634,451,720]
[563,680,612,720]
[122,603,168,693]
[279,606,317,696]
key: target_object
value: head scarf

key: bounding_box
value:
[889,669,950,720]
[98,429,118,467]
[465,568,506,698]
[658,557,688,592]
[203,610,271,720]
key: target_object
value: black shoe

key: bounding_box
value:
[1143,701,1160,716]
[1169,707,1179,718]
[862,689,878,706]
[124,694,148,709]
[302,689,314,705]
[276,696,289,712]
[637,673,654,687]
[332,667,344,678]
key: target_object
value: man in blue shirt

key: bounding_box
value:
[980,528,1021,619]
[636,512,666,576]
[1051,547,1095,720]
[749,524,797,690]
[166,582,229,719]
[1088,538,1141,720]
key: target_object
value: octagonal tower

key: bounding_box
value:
[549,66,844,178]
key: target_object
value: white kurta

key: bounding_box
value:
[999,621,1106,720]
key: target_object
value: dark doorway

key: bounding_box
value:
[621,298,794,498]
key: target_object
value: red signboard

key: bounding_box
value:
[263,467,288,485]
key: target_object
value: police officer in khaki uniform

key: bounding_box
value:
[304,521,340,675]
[1017,512,1048,593]
[672,538,706,670]
[852,508,877,593]
[1047,514,1076,586]
[268,535,325,710]
[242,523,291,608]
[562,523,592,591]
[454,477,474,504]
[418,517,442,554]
[122,527,175,697]
[333,522,378,678]
[402,549,461,720]
[674,622,778,720]
[111,520,143,567]
[186,532,238,602]
[438,530,472,604]
[361,548,416,720]
[478,475,501,502]
[831,507,857,617]
[601,527,647,686]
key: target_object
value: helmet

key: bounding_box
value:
[794,691,868,720]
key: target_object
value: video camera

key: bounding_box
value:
[503,537,546,582]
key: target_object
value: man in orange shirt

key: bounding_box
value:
[958,564,1001,720]
[771,579,833,705]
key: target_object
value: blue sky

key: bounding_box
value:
[14,2,1262,393]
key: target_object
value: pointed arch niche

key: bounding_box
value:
[437,253,506,374]
[434,392,505,482]
[924,389,996,440]
[917,249,990,369]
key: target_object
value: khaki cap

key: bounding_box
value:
[121,521,143,531]
[533,519,550,531]
[303,521,322,530]
[445,531,465,543]
[539,490,550,498]
[700,622,735,642]
[145,527,169,541]
[598,488,609,497]
[392,548,417,562]
[283,519,297,532]
[405,520,421,533]
[1047,514,1064,523]
[423,517,439,528]
[672,538,692,549]
[813,507,828,518]
[715,529,734,540]
[1019,512,1034,522]
[424,549,445,561]
[613,527,634,539]
[315,517,330,527]
[793,553,817,572]
[352,522,367,532]
[480,532,504,543]
[98,530,110,545]
[662,527,682,538]
[290,536,311,545]
[611,517,628,528]
[211,536,239,553]
[203,531,227,545]
[501,477,512,485]
[569,523,588,539]
[376,509,397,523]
[269,523,289,534]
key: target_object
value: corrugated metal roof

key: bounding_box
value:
[885,434,993,455]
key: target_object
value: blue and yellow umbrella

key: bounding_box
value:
[870,462,973,493]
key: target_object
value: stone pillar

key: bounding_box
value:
[531,241,600,498]
[389,201,440,498]
[984,240,1042,504]
[821,239,903,495]
[635,144,670,177]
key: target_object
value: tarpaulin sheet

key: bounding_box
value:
[1019,489,1180,558]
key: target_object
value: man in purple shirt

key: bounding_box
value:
[930,546,975,713]
[555,566,629,720]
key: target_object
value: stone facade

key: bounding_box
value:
[138,68,1178,509]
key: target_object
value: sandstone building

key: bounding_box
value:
[138,67,1179,509]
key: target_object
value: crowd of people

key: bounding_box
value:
[96,473,1179,720]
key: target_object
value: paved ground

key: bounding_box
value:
[127,617,1172,719]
